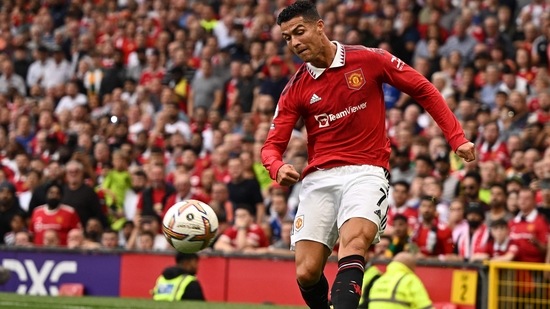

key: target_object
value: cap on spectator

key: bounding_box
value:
[505,176,524,187]
[269,56,284,66]
[37,45,49,53]
[466,202,485,219]
[434,152,450,163]
[269,182,289,194]
[0,181,15,194]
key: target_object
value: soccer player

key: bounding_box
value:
[261,2,475,308]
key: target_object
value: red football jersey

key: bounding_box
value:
[262,42,468,179]
[509,210,549,263]
[484,238,519,258]
[30,205,82,246]
[412,220,454,256]
[386,205,418,231]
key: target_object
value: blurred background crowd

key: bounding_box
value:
[0,0,549,264]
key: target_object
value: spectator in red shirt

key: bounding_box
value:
[30,183,82,246]
[477,121,510,168]
[472,219,518,261]
[509,188,549,263]
[213,205,269,253]
[139,49,165,86]
[412,195,454,258]
[385,180,418,235]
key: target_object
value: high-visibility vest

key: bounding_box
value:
[358,265,383,308]
[369,262,433,309]
[153,274,197,301]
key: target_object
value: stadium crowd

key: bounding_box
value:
[0,0,549,265]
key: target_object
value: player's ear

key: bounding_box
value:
[316,19,324,34]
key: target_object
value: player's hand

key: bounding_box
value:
[277,164,300,186]
[456,142,476,163]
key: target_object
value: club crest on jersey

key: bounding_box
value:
[345,69,365,90]
[294,215,304,232]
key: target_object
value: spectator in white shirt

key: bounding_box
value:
[0,59,26,97]
[163,102,192,141]
[43,45,72,90]
[26,46,50,89]
[123,169,147,221]
[55,81,88,115]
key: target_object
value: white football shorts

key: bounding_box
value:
[291,164,390,250]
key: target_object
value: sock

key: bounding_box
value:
[330,255,365,309]
[298,273,330,309]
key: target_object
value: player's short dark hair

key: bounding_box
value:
[277,0,321,25]
[393,214,408,224]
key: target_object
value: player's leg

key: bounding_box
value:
[295,240,332,309]
[293,169,341,309]
[331,165,389,309]
[331,218,378,308]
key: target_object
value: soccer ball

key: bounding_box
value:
[162,199,219,253]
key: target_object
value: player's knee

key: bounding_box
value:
[296,260,323,286]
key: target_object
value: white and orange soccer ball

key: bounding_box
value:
[162,199,219,253]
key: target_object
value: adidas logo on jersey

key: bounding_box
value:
[310,93,322,104]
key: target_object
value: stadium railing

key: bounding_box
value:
[487,261,550,309]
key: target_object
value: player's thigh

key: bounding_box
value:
[292,170,340,250]
[338,165,390,244]
[338,217,379,258]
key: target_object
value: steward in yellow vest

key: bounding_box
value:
[368,252,432,309]
[358,264,382,308]
[153,252,205,301]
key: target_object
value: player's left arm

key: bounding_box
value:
[261,87,301,181]
[379,51,473,158]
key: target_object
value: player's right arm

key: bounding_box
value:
[261,87,302,186]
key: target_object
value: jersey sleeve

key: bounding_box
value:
[379,51,469,152]
[261,82,301,180]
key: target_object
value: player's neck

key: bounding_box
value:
[309,40,337,68]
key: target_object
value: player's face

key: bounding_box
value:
[280,16,323,62]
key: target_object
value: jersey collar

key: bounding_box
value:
[513,208,538,223]
[305,41,345,79]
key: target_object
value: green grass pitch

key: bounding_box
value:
[0,293,306,309]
